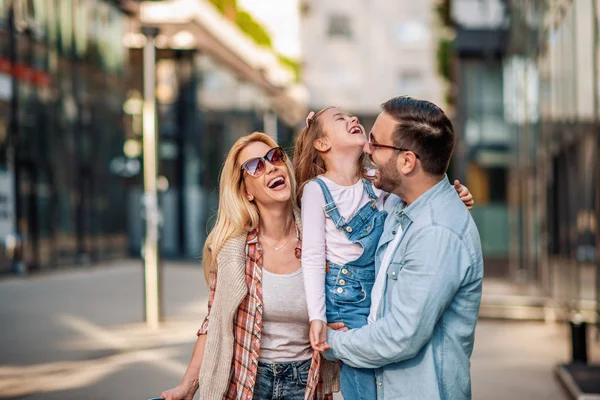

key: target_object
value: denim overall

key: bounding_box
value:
[313,178,387,400]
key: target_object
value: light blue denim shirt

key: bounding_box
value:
[326,176,484,400]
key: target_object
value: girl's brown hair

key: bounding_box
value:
[292,107,332,204]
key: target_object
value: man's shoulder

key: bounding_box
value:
[427,188,474,234]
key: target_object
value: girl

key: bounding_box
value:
[293,108,473,399]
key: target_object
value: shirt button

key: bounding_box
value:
[337,287,344,294]
[339,279,346,285]
[341,268,349,275]
[345,226,353,233]
[392,231,396,235]
[391,271,396,277]
[377,380,382,386]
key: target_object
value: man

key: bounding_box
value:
[324,96,484,399]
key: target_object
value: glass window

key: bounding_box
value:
[0,0,9,26]
[395,21,429,44]
[397,69,424,95]
[58,0,72,55]
[74,0,88,58]
[328,14,352,38]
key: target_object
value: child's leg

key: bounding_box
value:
[340,362,377,400]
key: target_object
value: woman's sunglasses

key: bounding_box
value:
[241,147,287,177]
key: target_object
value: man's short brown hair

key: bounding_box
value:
[382,96,455,177]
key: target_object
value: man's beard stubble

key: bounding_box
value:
[374,154,403,195]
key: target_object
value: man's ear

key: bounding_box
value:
[313,137,331,153]
[398,151,418,175]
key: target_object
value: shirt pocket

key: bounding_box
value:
[387,261,404,280]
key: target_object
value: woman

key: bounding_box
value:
[158,132,338,400]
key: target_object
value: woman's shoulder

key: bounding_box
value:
[216,232,247,266]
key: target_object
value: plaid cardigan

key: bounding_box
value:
[197,215,338,399]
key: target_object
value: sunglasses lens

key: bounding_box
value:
[267,148,286,165]
[244,158,265,176]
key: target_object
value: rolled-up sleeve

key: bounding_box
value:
[197,270,217,336]
[327,226,471,368]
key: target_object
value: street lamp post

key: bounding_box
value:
[141,26,161,329]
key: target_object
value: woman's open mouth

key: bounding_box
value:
[267,176,287,191]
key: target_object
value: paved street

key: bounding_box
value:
[0,260,595,399]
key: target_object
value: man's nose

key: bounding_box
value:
[363,142,372,154]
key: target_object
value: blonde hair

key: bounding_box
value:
[201,132,297,283]
[293,107,366,204]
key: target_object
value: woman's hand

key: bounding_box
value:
[454,180,475,210]
[309,320,330,352]
[159,379,198,400]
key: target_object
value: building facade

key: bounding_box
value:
[451,0,512,279]
[299,0,445,128]
[0,0,306,273]
[0,0,132,273]
[506,0,599,323]
[128,0,306,260]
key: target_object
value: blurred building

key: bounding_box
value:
[299,0,445,129]
[128,0,306,259]
[450,0,512,279]
[0,0,306,273]
[0,0,132,272]
[505,0,599,324]
[450,0,599,325]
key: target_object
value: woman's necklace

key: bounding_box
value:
[260,226,295,252]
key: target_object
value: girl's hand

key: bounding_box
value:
[309,320,329,352]
[454,180,475,210]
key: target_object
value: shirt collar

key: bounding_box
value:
[392,174,452,224]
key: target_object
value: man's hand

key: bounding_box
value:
[317,321,349,352]
[454,179,474,210]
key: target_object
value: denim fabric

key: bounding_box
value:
[326,176,484,400]
[313,178,386,400]
[253,359,311,400]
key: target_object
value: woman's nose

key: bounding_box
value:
[265,159,277,173]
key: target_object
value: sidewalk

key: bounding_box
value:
[0,260,593,399]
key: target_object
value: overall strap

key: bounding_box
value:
[313,178,346,229]
[362,178,378,200]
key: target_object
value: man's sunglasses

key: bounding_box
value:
[367,132,420,159]
[241,147,287,177]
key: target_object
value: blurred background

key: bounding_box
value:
[0,0,599,399]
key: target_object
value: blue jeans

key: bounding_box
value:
[253,359,311,400]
